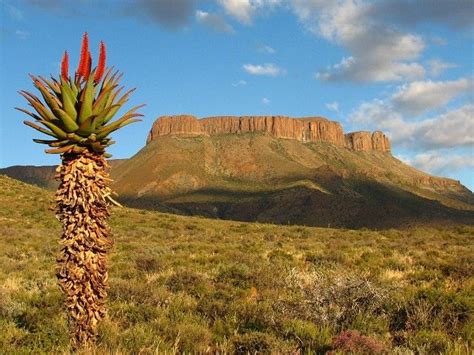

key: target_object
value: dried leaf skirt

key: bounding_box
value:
[55,152,113,348]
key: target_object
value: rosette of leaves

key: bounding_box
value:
[18,33,143,156]
[17,33,144,349]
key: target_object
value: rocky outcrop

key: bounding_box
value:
[147,115,391,153]
[344,131,391,152]
[146,115,203,140]
[199,116,346,146]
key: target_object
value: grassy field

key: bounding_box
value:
[0,174,473,354]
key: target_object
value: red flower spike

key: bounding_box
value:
[61,51,69,81]
[76,32,89,78]
[94,41,106,83]
[84,52,92,78]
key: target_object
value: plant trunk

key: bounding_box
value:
[55,150,113,349]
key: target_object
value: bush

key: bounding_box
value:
[305,251,346,266]
[406,330,450,353]
[331,330,386,354]
[283,319,332,353]
[165,269,210,298]
[268,250,293,263]
[231,332,281,354]
[135,254,163,273]
[0,319,28,351]
[172,321,212,353]
[196,284,238,320]
[390,288,471,335]
[281,268,388,329]
[216,264,253,289]
[119,324,166,352]
[234,301,275,332]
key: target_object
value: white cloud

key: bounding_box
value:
[128,0,197,30]
[326,102,339,113]
[414,105,474,148]
[217,0,282,24]
[350,99,414,144]
[350,99,474,150]
[15,30,30,40]
[257,44,276,54]
[243,63,284,76]
[428,59,457,77]
[392,78,473,116]
[217,0,254,23]
[369,0,474,30]
[196,10,234,32]
[291,0,331,25]
[431,36,447,46]
[7,4,24,21]
[232,79,247,87]
[292,0,426,82]
[262,97,271,104]
[399,151,474,175]
[214,1,468,82]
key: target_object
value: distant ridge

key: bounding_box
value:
[147,115,391,152]
[0,159,126,189]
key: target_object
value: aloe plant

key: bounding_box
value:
[17,33,143,348]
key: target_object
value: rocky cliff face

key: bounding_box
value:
[147,115,202,138]
[345,131,391,152]
[147,115,391,153]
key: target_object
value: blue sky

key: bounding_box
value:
[1,0,473,190]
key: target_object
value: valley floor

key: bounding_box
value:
[0,175,473,354]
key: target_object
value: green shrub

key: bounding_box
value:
[109,278,156,303]
[165,269,210,298]
[210,318,234,343]
[0,319,28,351]
[406,330,450,353]
[216,264,253,289]
[268,249,293,263]
[283,319,332,352]
[234,301,275,332]
[196,286,240,323]
[305,251,346,266]
[171,319,212,353]
[135,254,163,273]
[118,324,170,353]
[231,332,280,354]
[390,289,471,335]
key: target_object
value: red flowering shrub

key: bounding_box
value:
[332,330,386,354]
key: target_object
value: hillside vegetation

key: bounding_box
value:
[0,159,126,190]
[0,174,473,353]
[113,134,474,228]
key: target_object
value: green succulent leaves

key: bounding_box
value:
[17,36,143,157]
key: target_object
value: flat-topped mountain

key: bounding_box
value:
[2,115,473,228]
[147,115,391,153]
[111,115,472,228]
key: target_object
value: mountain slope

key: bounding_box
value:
[112,133,473,228]
[0,159,126,189]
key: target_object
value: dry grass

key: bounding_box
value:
[0,175,473,353]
